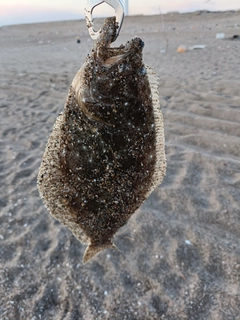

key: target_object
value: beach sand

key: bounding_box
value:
[0,11,240,319]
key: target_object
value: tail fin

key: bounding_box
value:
[83,242,117,264]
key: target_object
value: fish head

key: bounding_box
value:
[73,17,146,127]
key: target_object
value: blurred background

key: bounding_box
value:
[1,0,240,27]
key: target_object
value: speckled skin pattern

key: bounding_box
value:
[37,17,166,263]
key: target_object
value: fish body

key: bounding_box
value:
[37,17,166,263]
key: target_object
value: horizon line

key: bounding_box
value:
[1,8,239,28]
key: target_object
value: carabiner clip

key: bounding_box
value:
[85,0,124,41]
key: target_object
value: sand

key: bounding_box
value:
[0,10,240,320]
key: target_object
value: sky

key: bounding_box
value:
[0,0,240,27]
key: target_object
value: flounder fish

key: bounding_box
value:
[37,17,166,263]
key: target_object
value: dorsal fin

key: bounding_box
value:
[145,66,167,198]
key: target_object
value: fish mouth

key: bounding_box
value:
[97,37,145,67]
[101,52,129,67]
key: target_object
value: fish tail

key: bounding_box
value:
[83,242,117,263]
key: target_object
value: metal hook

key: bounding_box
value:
[85,0,124,41]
